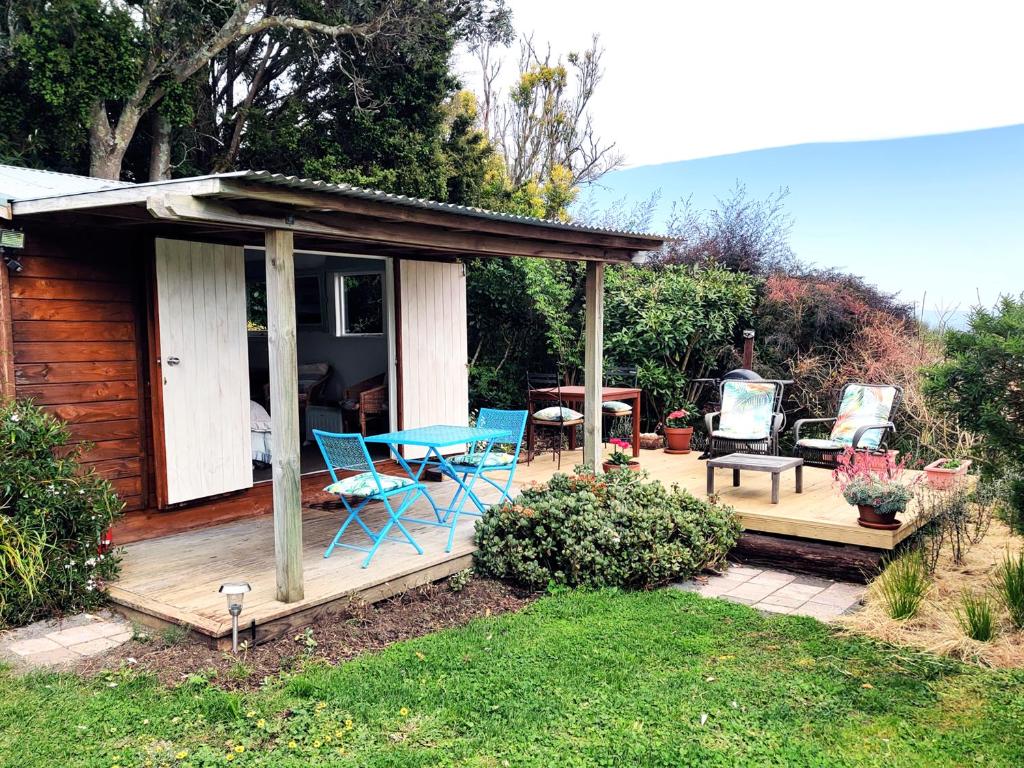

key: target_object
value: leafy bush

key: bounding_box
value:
[841,477,914,515]
[876,551,929,620]
[474,469,741,589]
[912,482,997,569]
[0,399,123,626]
[955,591,997,642]
[994,549,1024,630]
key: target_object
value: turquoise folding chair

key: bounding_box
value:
[443,408,528,550]
[313,430,435,568]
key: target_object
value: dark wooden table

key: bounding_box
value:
[706,453,803,504]
[528,385,642,457]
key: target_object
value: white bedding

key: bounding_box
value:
[250,400,273,465]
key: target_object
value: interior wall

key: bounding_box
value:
[245,250,388,403]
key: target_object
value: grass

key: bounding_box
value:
[995,548,1024,629]
[877,550,930,620]
[1,589,1023,767]
[956,592,998,642]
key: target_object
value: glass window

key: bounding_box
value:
[336,272,384,336]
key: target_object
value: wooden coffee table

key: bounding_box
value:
[706,453,803,504]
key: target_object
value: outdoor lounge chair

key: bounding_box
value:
[793,382,903,468]
[703,379,785,459]
[314,430,436,568]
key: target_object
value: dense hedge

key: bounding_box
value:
[474,469,741,589]
[0,400,123,627]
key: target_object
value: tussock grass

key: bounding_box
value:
[957,591,998,642]
[877,550,930,620]
[994,548,1024,630]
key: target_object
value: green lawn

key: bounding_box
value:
[2,589,1022,767]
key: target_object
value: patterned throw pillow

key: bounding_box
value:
[796,437,845,451]
[533,406,583,422]
[830,384,897,450]
[324,472,413,498]
[716,381,777,439]
[450,451,517,468]
[601,400,632,413]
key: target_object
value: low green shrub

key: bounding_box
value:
[956,591,997,642]
[876,550,930,620]
[994,549,1024,630]
[0,399,123,627]
[474,468,741,589]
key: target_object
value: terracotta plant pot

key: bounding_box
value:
[663,426,694,455]
[924,458,972,490]
[856,504,902,531]
[602,460,640,474]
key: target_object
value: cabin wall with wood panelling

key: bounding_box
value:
[8,226,150,511]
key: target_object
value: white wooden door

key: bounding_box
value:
[399,259,468,458]
[154,238,252,505]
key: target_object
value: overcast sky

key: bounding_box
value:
[452,0,1024,167]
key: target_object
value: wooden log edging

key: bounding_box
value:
[730,531,886,584]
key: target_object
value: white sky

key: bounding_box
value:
[452,0,1024,167]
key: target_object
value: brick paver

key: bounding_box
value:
[0,610,132,670]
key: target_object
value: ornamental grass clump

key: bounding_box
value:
[994,549,1024,630]
[956,591,997,642]
[876,550,930,620]
[474,468,741,589]
[0,399,123,627]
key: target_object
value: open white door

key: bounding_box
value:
[154,238,252,505]
[399,259,468,458]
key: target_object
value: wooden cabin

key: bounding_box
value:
[0,165,665,636]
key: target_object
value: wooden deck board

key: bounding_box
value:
[110,449,923,642]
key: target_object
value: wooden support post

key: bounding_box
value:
[582,260,605,470]
[266,229,304,603]
[0,261,14,401]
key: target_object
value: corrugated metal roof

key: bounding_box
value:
[2,164,665,241]
[237,171,665,241]
[0,164,132,202]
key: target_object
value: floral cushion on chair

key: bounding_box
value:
[830,384,897,451]
[533,406,583,422]
[324,472,413,498]
[796,437,845,451]
[601,400,632,413]
[715,381,777,440]
[450,451,517,467]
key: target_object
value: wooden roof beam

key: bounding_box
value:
[147,194,635,263]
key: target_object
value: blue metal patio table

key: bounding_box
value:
[364,425,514,551]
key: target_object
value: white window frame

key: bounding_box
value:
[334,270,386,338]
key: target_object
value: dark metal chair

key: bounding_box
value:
[526,371,583,469]
[793,382,904,468]
[703,379,786,459]
[602,365,638,443]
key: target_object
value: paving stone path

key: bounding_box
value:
[675,564,866,619]
[0,610,133,670]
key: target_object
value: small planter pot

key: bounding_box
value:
[924,458,972,490]
[663,426,694,455]
[856,504,903,531]
[602,460,640,474]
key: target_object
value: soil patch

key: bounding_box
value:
[77,577,536,690]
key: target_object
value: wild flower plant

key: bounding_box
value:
[605,438,634,467]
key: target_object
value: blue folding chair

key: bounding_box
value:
[313,430,436,568]
[441,408,528,550]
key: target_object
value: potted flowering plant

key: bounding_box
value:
[833,447,915,529]
[663,404,697,454]
[602,438,640,473]
[924,458,972,489]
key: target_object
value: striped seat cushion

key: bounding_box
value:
[324,472,413,498]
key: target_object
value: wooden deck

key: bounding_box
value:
[110,448,925,643]
[516,448,926,550]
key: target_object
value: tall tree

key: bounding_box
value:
[1,0,444,180]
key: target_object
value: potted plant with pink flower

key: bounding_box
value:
[602,438,640,473]
[663,405,697,454]
[833,447,916,529]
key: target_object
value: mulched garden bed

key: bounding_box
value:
[77,577,536,690]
